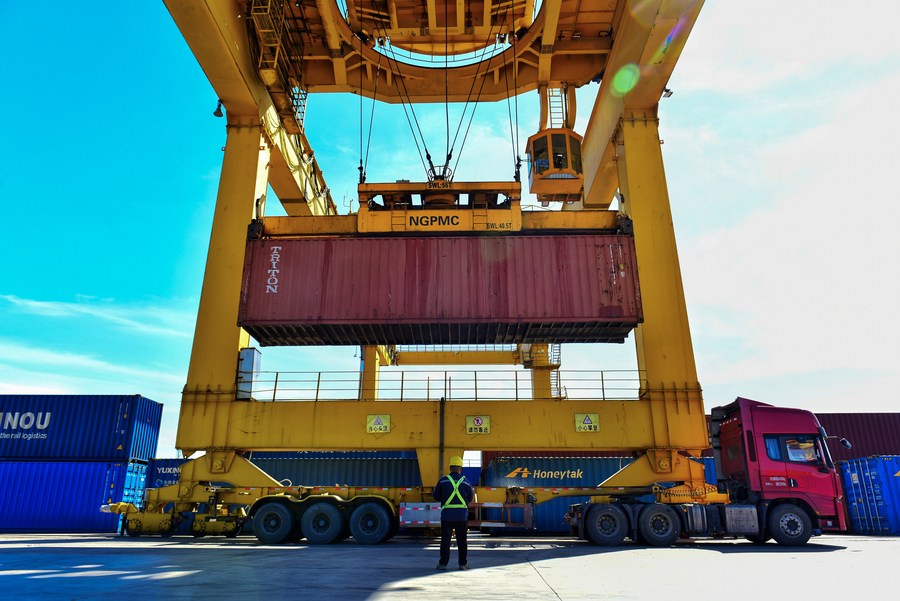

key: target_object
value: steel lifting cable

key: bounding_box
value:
[372,21,437,179]
[508,0,522,182]
[444,0,450,178]
[445,5,510,179]
[362,50,382,176]
[450,5,513,179]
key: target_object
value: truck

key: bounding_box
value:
[567,397,851,546]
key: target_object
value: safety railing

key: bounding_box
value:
[242,369,647,402]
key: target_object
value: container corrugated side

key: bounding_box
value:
[239,234,642,345]
[817,414,900,462]
[840,456,900,535]
[0,395,162,461]
[251,456,422,487]
[0,460,146,532]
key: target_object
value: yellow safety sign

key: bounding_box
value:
[575,413,599,432]
[466,415,491,434]
[367,414,391,433]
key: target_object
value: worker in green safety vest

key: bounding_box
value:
[432,455,475,570]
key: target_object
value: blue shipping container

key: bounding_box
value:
[146,458,189,488]
[840,456,900,535]
[0,395,163,462]
[251,455,422,487]
[0,460,146,532]
[483,456,716,532]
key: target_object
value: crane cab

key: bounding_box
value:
[525,128,584,206]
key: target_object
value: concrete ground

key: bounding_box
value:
[0,532,895,600]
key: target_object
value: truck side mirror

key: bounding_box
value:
[840,438,852,449]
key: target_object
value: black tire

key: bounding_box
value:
[254,502,296,544]
[124,519,142,537]
[638,504,681,547]
[584,504,628,546]
[768,503,812,546]
[301,502,345,544]
[745,534,770,544]
[349,502,392,545]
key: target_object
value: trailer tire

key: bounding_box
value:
[768,503,812,546]
[638,504,681,547]
[585,504,628,546]
[301,502,345,544]
[349,502,392,545]
[254,502,295,544]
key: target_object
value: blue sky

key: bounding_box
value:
[1,1,898,457]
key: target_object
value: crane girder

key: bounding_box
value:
[163,0,334,216]
[582,0,705,208]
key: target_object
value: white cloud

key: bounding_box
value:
[0,294,195,339]
[680,67,900,410]
[678,0,900,94]
[0,339,185,386]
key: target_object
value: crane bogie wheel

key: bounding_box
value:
[125,519,142,538]
[768,503,812,547]
[254,502,296,544]
[638,504,681,547]
[349,502,392,545]
[584,503,628,546]
[301,502,345,544]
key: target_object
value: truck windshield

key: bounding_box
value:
[764,434,825,466]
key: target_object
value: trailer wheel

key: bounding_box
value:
[349,502,392,545]
[768,503,812,546]
[585,504,628,546]
[254,502,295,544]
[301,502,345,544]
[638,504,681,547]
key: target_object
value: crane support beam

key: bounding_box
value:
[175,396,709,465]
[617,110,702,449]
[177,122,271,452]
[164,0,334,215]
[394,350,520,365]
[581,0,704,208]
[537,0,563,82]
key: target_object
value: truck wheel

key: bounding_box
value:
[349,502,392,545]
[585,504,628,546]
[745,534,770,544]
[301,502,345,544]
[768,503,812,546]
[638,504,681,547]
[254,502,295,544]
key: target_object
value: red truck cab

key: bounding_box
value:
[711,397,848,534]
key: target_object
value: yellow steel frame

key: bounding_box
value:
[162,0,714,517]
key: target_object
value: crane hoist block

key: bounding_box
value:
[238,233,642,346]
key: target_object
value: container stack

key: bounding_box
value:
[0,395,162,533]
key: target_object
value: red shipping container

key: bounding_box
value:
[239,234,642,345]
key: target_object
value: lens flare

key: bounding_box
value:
[629,0,658,27]
[611,64,640,97]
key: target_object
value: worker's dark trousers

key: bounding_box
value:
[439,520,468,566]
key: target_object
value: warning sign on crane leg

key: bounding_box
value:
[575,413,599,432]
[367,414,391,433]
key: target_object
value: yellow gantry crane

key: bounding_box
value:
[109,0,712,541]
